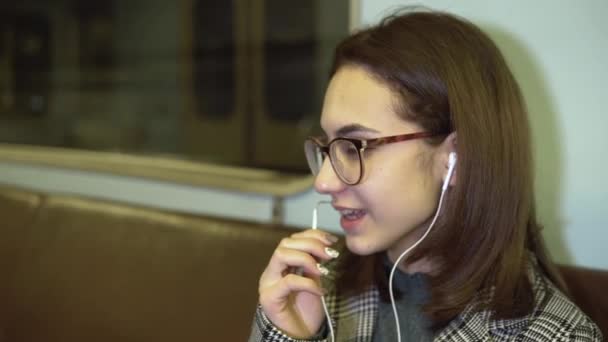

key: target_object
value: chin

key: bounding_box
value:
[344,235,381,256]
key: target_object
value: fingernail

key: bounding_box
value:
[325,234,339,243]
[316,263,330,276]
[325,247,340,258]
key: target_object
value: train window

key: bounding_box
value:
[0,0,353,174]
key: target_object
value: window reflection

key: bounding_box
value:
[193,1,234,118]
[264,0,316,122]
[0,0,350,173]
[13,11,51,117]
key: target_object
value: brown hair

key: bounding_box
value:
[329,8,565,328]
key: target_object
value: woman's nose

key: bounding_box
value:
[313,157,346,194]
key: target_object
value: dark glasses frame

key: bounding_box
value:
[305,131,444,185]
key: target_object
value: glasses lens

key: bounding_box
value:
[304,140,323,175]
[330,139,361,184]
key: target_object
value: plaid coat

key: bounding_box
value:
[249,261,602,341]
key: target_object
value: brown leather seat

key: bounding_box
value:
[0,187,43,341]
[0,188,292,341]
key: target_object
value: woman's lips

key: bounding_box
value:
[337,208,367,233]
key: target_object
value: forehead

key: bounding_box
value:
[320,66,412,136]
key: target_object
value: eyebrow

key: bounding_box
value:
[334,124,380,137]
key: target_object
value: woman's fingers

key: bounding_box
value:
[258,273,326,336]
[279,237,340,261]
[261,273,325,301]
[260,230,339,288]
[290,229,339,246]
[264,247,325,282]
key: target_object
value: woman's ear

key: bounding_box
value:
[440,132,457,187]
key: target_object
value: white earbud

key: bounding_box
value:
[442,152,457,191]
[448,151,457,168]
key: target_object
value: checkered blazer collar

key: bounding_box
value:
[328,260,549,342]
[326,285,495,342]
[328,286,379,342]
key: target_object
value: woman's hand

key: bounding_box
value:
[258,229,340,339]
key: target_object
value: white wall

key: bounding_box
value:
[1,1,606,269]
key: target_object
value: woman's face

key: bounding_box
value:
[315,65,446,259]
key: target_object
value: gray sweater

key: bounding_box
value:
[372,258,433,342]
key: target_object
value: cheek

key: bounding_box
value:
[366,159,438,224]
[364,162,413,206]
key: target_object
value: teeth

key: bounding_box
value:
[341,209,360,215]
[340,209,365,219]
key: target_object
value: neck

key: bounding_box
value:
[387,253,435,274]
[386,222,436,274]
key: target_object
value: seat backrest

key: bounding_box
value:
[0,186,42,275]
[3,193,293,342]
[0,186,43,340]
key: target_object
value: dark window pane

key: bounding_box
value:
[264,0,317,122]
[13,12,51,117]
[193,1,234,119]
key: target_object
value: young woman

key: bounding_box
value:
[249,8,602,342]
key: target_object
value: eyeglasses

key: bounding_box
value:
[304,131,442,185]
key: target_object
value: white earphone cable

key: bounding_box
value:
[311,200,335,342]
[389,154,455,342]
